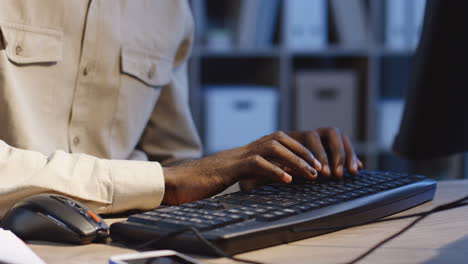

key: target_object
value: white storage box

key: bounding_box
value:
[204,86,279,154]
[295,70,358,140]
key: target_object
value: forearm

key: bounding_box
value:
[0,140,164,217]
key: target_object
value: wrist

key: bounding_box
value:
[162,166,179,205]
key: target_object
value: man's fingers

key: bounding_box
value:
[358,159,364,169]
[318,127,346,178]
[260,140,317,179]
[249,129,362,180]
[256,131,321,171]
[342,135,359,175]
[303,130,331,177]
[244,155,292,183]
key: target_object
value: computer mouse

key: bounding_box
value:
[0,193,109,244]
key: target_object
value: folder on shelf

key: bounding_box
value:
[411,0,427,49]
[385,0,427,51]
[237,0,261,48]
[284,0,328,50]
[204,86,279,154]
[254,0,280,48]
[237,0,280,49]
[295,71,358,140]
[329,0,369,48]
[385,0,410,50]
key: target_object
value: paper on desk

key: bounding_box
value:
[0,228,46,264]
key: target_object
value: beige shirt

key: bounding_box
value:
[0,0,202,217]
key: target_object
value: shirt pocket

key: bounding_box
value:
[113,46,174,158]
[0,22,63,64]
[120,46,173,88]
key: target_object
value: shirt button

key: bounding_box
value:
[73,136,80,146]
[15,45,22,55]
[83,67,88,76]
[147,64,156,79]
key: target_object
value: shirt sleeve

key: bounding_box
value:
[0,140,164,217]
[137,2,203,165]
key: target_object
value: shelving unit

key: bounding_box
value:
[187,0,420,171]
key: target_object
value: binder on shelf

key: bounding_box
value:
[237,0,280,49]
[295,71,358,140]
[329,0,369,48]
[284,0,328,50]
[385,0,410,50]
[411,0,427,49]
[237,0,261,48]
[204,85,279,154]
[254,0,280,48]
[378,99,405,150]
[386,0,426,51]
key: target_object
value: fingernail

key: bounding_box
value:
[358,160,364,169]
[308,166,317,178]
[351,162,358,174]
[283,173,293,183]
[314,160,322,170]
[335,165,343,177]
[322,165,330,177]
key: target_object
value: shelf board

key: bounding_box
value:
[290,46,370,57]
[377,49,417,57]
[193,46,418,58]
[193,47,282,58]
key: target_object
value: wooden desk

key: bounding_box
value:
[30,180,468,264]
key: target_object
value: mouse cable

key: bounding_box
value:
[119,226,265,264]
[117,195,467,264]
[292,194,468,264]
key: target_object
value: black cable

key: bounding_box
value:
[345,211,430,264]
[188,227,265,264]
[124,226,265,264]
[344,196,468,264]
[117,195,468,264]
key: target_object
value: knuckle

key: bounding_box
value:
[273,130,286,139]
[335,156,345,165]
[268,140,281,151]
[322,126,337,134]
[301,148,312,158]
[292,157,307,169]
[331,126,341,135]
[319,153,329,164]
[296,157,308,169]
[311,130,320,138]
[249,155,263,166]
[272,165,284,176]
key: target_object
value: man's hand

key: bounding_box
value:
[162,128,363,205]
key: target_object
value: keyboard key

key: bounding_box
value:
[202,202,225,210]
[180,202,203,209]
[157,220,193,230]
[128,214,161,225]
[281,208,298,216]
[257,213,281,222]
[225,215,245,224]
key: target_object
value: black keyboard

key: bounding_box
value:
[110,170,436,255]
